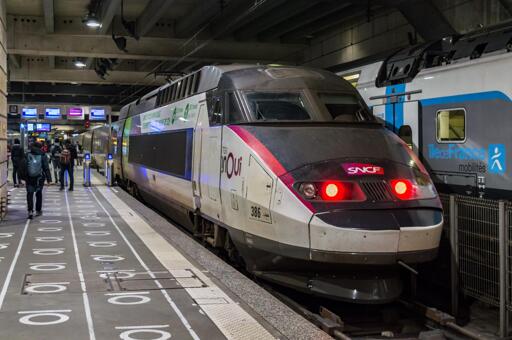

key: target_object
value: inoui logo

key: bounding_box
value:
[342,163,384,176]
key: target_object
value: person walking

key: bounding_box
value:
[10,138,23,188]
[76,142,83,166]
[59,140,77,191]
[50,139,62,185]
[20,142,52,219]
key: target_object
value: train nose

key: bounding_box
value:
[308,209,443,265]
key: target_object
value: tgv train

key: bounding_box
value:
[75,125,111,169]
[342,24,512,198]
[84,65,443,303]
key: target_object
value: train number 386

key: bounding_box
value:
[250,206,261,219]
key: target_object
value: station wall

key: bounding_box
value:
[0,0,6,218]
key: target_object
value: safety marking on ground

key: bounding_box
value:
[92,186,277,340]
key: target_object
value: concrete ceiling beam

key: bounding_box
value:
[8,32,305,64]
[9,65,167,85]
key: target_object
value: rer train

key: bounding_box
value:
[341,23,512,198]
[83,65,443,303]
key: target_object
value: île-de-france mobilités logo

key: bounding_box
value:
[488,144,506,174]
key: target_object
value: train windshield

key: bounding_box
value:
[244,91,374,122]
[245,92,312,121]
[318,93,374,122]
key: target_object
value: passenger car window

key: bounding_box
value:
[226,92,244,123]
[436,109,465,142]
[245,92,311,121]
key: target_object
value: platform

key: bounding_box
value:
[0,170,329,340]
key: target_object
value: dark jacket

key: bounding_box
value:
[64,144,78,166]
[22,146,52,192]
[10,144,23,166]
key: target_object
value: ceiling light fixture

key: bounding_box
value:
[74,59,86,68]
[82,12,101,28]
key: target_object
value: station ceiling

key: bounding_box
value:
[5,0,475,109]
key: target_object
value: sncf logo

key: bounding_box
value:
[342,163,384,176]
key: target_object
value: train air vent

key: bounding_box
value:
[360,181,393,202]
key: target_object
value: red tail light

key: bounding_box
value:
[320,181,345,201]
[390,179,414,200]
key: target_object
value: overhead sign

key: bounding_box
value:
[25,123,52,132]
[22,107,38,119]
[36,123,51,132]
[45,107,61,119]
[67,107,84,119]
[90,107,106,120]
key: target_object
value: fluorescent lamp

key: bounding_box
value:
[74,60,86,68]
[83,13,101,28]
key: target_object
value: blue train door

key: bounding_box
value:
[371,89,421,154]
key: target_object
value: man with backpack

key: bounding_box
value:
[19,141,52,219]
[10,138,23,188]
[50,139,61,185]
[59,140,77,191]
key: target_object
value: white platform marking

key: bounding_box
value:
[18,309,71,326]
[38,227,63,232]
[106,292,151,305]
[0,220,29,310]
[91,254,125,262]
[91,185,276,339]
[89,188,200,340]
[33,248,65,256]
[87,241,117,248]
[64,190,96,340]
[25,282,70,294]
[29,263,67,271]
[116,325,171,340]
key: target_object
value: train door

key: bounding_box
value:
[198,94,223,220]
[371,94,421,154]
[400,101,420,153]
[192,100,208,199]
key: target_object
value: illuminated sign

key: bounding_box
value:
[90,107,106,120]
[25,123,51,132]
[36,123,51,132]
[45,107,61,119]
[342,163,384,175]
[68,107,84,119]
[22,107,38,118]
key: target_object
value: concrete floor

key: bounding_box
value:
[0,173,286,340]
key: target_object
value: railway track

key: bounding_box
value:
[260,282,481,340]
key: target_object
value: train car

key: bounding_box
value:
[79,126,114,170]
[90,125,110,171]
[99,65,443,303]
[340,24,512,198]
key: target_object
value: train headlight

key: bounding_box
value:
[390,179,413,200]
[320,181,345,201]
[389,172,437,201]
[299,182,317,199]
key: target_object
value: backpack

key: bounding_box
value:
[60,149,71,165]
[27,153,43,178]
[17,153,28,181]
[50,144,61,160]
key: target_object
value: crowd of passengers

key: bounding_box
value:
[9,138,82,219]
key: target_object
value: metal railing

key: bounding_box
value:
[442,193,510,337]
